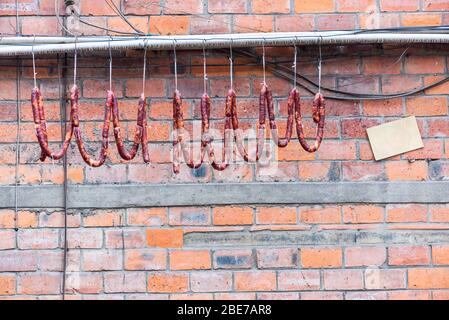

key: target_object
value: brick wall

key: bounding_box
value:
[1,0,449,300]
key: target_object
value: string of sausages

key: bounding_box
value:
[171,85,326,173]
[31,85,149,167]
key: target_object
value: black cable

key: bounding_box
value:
[104,0,145,35]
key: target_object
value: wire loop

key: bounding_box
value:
[293,38,298,89]
[142,39,148,94]
[318,35,323,94]
[262,38,266,86]
[229,38,234,91]
[173,39,178,92]
[73,36,78,85]
[32,34,37,88]
[108,37,113,92]
[203,39,208,94]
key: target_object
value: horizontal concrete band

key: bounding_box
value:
[1,181,449,209]
[185,230,449,247]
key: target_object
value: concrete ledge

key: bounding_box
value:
[1,181,449,209]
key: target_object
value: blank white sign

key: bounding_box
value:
[367,116,424,161]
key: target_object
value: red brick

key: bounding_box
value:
[169,207,210,226]
[82,250,123,271]
[123,0,161,15]
[295,0,335,13]
[22,17,60,35]
[430,205,449,222]
[342,118,380,139]
[301,292,344,300]
[323,270,364,290]
[275,15,315,32]
[363,57,402,75]
[385,161,428,181]
[124,249,167,271]
[163,0,203,14]
[301,248,342,268]
[300,206,341,224]
[388,290,431,300]
[382,75,421,94]
[337,0,376,12]
[18,229,59,249]
[342,162,384,181]
[409,268,449,289]
[0,251,37,272]
[0,230,15,250]
[147,229,183,248]
[405,56,446,74]
[278,271,321,291]
[150,16,190,35]
[235,272,276,291]
[81,0,120,15]
[299,162,338,182]
[386,204,427,223]
[343,205,384,224]
[428,119,449,137]
[65,273,103,295]
[365,269,406,289]
[423,0,449,11]
[389,246,430,266]
[252,0,290,13]
[208,0,247,13]
[345,247,386,267]
[318,141,357,160]
[67,229,103,249]
[433,246,449,265]
[256,248,298,268]
[127,208,166,226]
[256,207,297,225]
[406,96,447,116]
[0,275,15,296]
[190,272,232,292]
[148,273,189,293]
[107,16,149,35]
[404,139,443,160]
[402,13,442,27]
[214,250,253,269]
[19,273,60,295]
[213,207,253,225]
[125,79,166,98]
[234,15,273,33]
[380,0,419,11]
[317,14,357,30]
[170,250,211,270]
[104,272,146,293]
[83,210,122,227]
[104,229,145,249]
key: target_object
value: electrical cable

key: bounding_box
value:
[104,0,145,35]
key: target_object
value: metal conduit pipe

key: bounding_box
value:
[2,32,449,56]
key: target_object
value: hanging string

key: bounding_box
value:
[262,38,266,86]
[73,36,77,85]
[203,39,208,94]
[32,35,37,88]
[293,41,298,89]
[173,39,178,92]
[142,41,148,94]
[318,36,323,94]
[229,39,234,91]
[108,38,113,92]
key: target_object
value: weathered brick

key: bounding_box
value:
[18,229,59,249]
[295,0,335,13]
[148,273,189,293]
[65,273,103,295]
[128,208,166,226]
[104,272,147,293]
[124,249,167,271]
[278,271,321,291]
[191,271,232,292]
[82,250,123,271]
[345,247,387,267]
[0,230,15,250]
[0,275,15,296]
[389,246,430,266]
[365,269,406,290]
[300,206,341,224]
[343,205,384,224]
[214,249,253,269]
[256,248,298,268]
[235,272,276,291]
[386,161,428,181]
[169,207,210,226]
[386,204,427,223]
[19,273,60,295]
[323,270,364,290]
